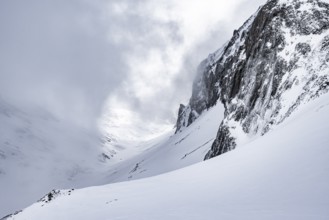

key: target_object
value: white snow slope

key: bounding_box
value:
[4,92,329,220]
[100,102,224,184]
[0,96,224,217]
[0,99,111,216]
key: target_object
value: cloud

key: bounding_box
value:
[101,0,267,139]
[0,0,128,129]
[0,0,268,139]
[0,1,270,215]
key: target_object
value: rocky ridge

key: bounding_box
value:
[175,0,329,159]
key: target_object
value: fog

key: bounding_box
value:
[0,0,266,137]
[1,0,269,216]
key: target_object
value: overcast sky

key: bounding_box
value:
[0,0,266,138]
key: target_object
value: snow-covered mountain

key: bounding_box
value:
[0,99,112,216]
[2,0,329,219]
[3,90,329,220]
[177,0,329,159]
[102,0,329,185]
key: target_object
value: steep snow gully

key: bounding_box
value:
[2,0,329,219]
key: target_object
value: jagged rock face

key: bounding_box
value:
[176,0,329,159]
[175,45,226,133]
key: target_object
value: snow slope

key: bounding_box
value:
[100,102,224,184]
[5,92,329,220]
[0,99,112,216]
[0,96,224,217]
[2,0,329,218]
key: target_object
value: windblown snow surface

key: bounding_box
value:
[3,92,329,220]
[3,0,329,218]
[100,102,224,184]
[0,91,225,217]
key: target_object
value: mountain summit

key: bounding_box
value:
[176,0,329,159]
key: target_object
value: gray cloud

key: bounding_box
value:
[0,0,128,128]
[103,0,268,127]
[0,0,268,137]
[0,1,271,215]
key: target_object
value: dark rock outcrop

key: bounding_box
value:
[175,0,329,159]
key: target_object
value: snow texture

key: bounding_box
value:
[2,0,329,219]
[4,92,329,220]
